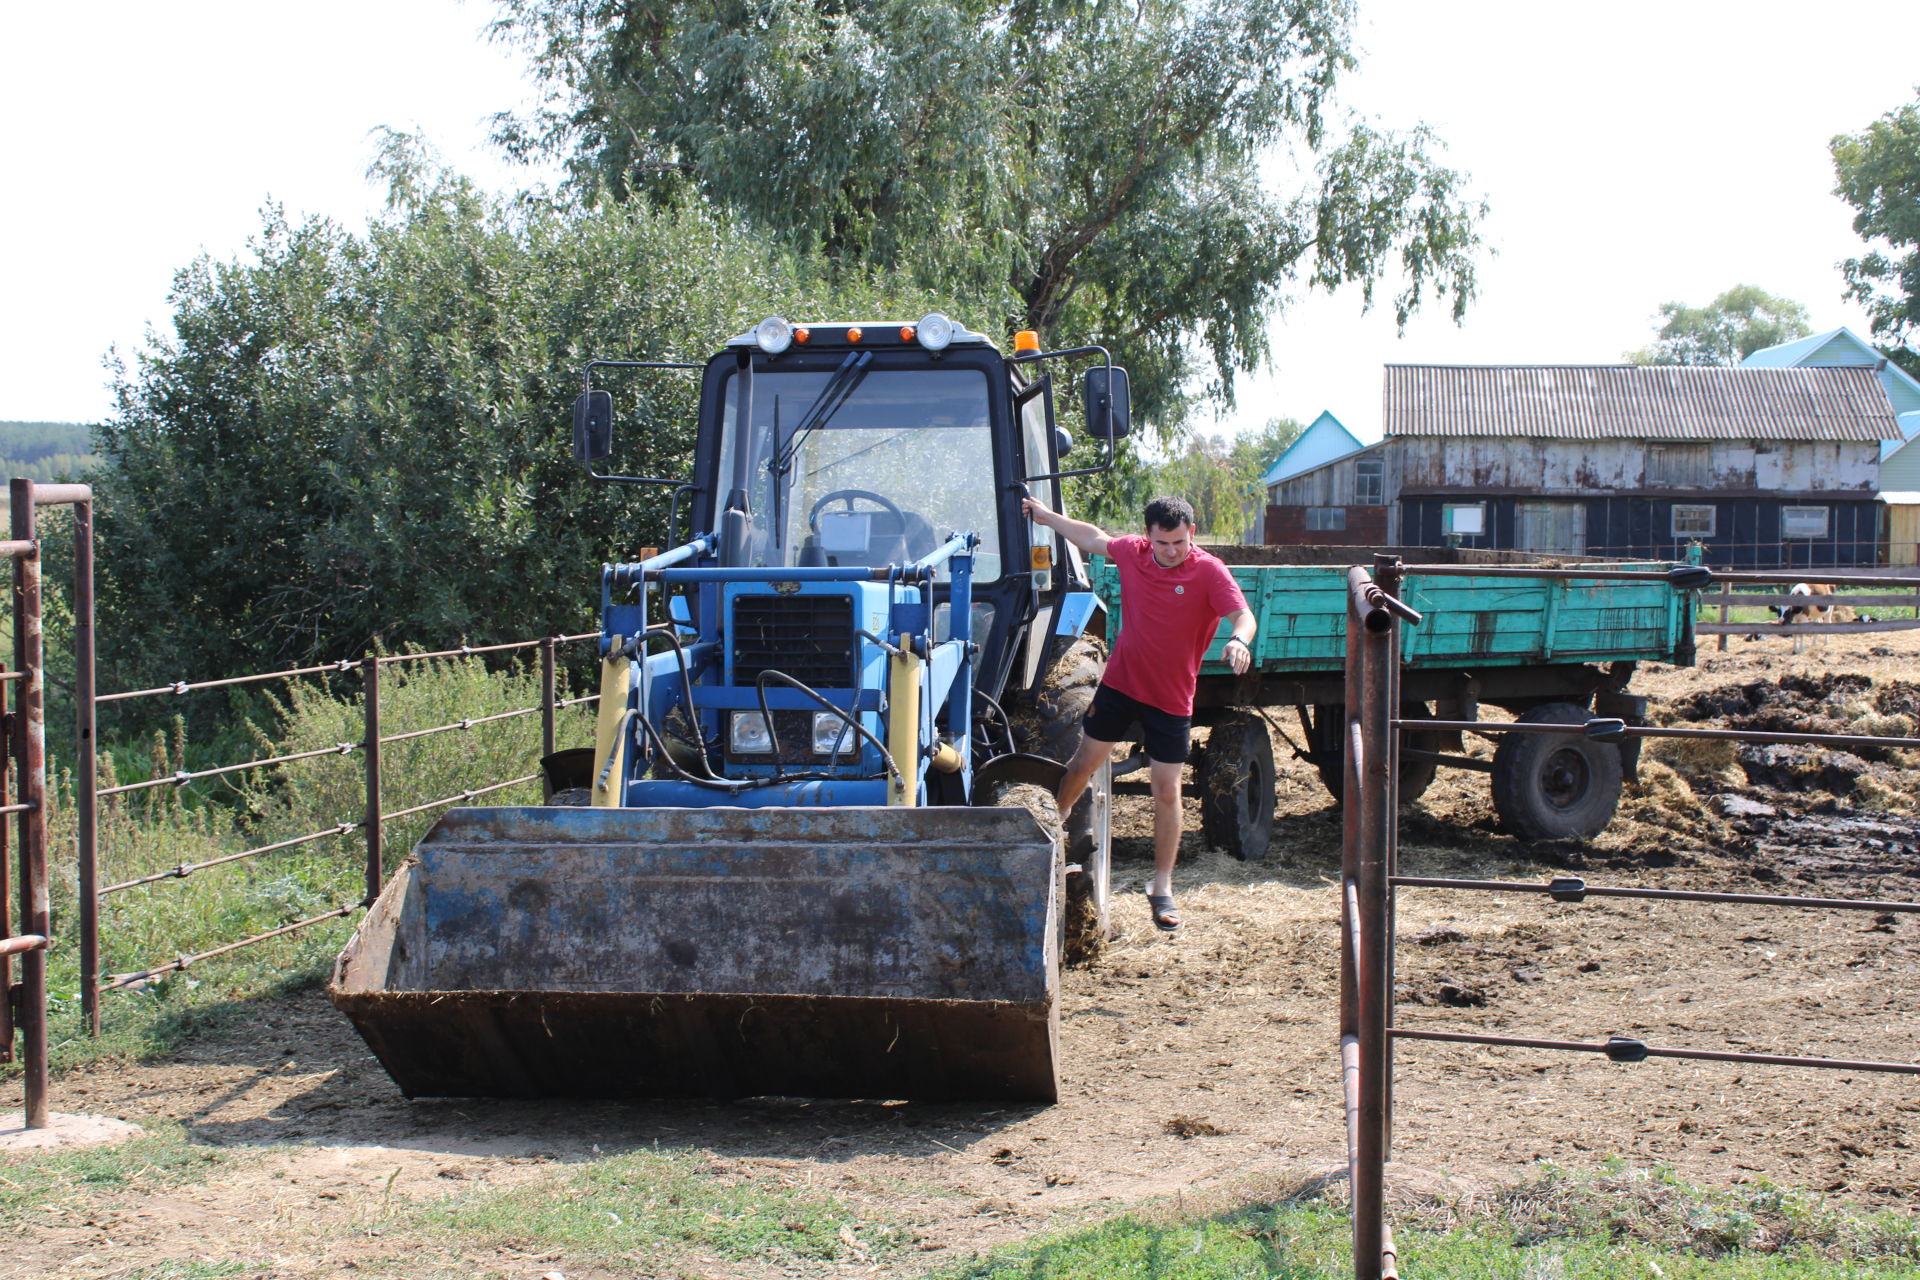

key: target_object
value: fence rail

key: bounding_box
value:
[1339,553,1920,1280]
[78,635,602,1029]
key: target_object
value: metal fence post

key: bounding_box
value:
[11,477,49,1128]
[0,665,10,1062]
[362,655,383,904]
[74,497,99,1035]
[540,636,557,760]
[1371,555,1405,1161]
[1343,565,1387,1280]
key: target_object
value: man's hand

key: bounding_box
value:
[1222,608,1256,675]
[1023,497,1111,557]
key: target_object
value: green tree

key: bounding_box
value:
[1833,90,1920,377]
[1068,415,1301,541]
[95,147,938,689]
[1624,285,1813,366]
[488,0,1487,432]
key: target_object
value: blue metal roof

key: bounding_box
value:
[1260,411,1364,487]
[1742,327,1920,419]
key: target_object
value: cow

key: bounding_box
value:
[1775,582,1835,653]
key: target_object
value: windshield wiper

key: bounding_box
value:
[769,351,872,479]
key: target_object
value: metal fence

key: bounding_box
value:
[76,632,602,1029]
[0,475,602,1036]
[3,479,91,1129]
[1338,554,1920,1280]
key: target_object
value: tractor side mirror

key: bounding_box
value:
[1082,366,1131,440]
[573,390,614,465]
[1054,425,1074,458]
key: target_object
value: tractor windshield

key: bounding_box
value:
[715,365,1002,580]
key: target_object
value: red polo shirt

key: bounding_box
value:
[1101,536,1248,716]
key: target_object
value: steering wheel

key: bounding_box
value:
[808,489,904,535]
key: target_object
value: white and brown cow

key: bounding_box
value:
[1775,582,1835,652]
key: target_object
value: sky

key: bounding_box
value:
[4,1,1919,443]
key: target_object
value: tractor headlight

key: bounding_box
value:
[812,711,854,756]
[915,312,955,352]
[754,316,795,355]
[728,711,773,754]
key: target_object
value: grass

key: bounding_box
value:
[0,1121,236,1230]
[396,1146,911,1271]
[935,1165,1920,1280]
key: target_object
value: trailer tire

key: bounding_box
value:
[1198,711,1275,861]
[1015,635,1111,963]
[1491,702,1622,842]
[1311,703,1440,805]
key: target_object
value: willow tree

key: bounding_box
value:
[489,0,1487,428]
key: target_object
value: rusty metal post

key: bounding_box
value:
[362,655,383,904]
[73,498,99,1035]
[1342,565,1387,1280]
[540,636,557,759]
[1371,555,1405,1159]
[0,665,10,1062]
[11,478,49,1128]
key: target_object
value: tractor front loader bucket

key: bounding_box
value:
[329,805,1061,1102]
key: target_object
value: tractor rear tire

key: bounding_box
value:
[1014,635,1111,964]
[1197,711,1275,862]
[1490,702,1623,842]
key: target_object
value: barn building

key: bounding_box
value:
[1742,328,1920,565]
[1258,411,1383,544]
[1263,363,1904,568]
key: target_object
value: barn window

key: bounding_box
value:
[1647,444,1710,488]
[1353,459,1384,505]
[1781,505,1829,539]
[1306,507,1346,531]
[1443,503,1485,536]
[1671,504,1716,536]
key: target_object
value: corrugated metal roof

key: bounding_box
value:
[1382,364,1902,442]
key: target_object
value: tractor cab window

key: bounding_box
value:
[715,365,1002,580]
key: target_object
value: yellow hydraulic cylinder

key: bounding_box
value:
[886,638,922,806]
[590,640,633,808]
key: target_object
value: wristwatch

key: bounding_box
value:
[1226,636,1250,653]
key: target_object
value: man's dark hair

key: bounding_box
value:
[1143,495,1195,532]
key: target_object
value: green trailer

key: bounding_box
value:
[1089,545,1698,852]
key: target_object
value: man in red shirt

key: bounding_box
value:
[1021,494,1256,931]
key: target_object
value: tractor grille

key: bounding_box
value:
[730,594,857,689]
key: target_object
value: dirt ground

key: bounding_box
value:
[5,627,1919,1278]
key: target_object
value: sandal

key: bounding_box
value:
[1145,892,1181,932]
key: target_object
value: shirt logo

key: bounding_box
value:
[1174,585,1185,594]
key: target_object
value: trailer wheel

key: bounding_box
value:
[1310,703,1440,805]
[1490,702,1622,841]
[1014,635,1111,963]
[1198,711,1275,861]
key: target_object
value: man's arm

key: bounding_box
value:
[1221,607,1256,675]
[1021,495,1112,558]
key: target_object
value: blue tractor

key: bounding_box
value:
[331,315,1130,1102]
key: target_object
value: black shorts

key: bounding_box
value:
[1082,684,1192,765]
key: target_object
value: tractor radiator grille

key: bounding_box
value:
[730,594,857,689]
